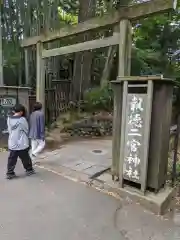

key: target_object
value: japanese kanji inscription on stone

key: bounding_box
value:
[123,94,147,183]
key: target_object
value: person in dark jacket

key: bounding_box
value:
[6,104,34,179]
[29,102,45,161]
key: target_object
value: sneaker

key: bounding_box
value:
[26,169,35,176]
[6,173,17,180]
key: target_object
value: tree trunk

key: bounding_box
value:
[71,0,97,101]
[100,26,119,88]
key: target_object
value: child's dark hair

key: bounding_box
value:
[13,104,26,116]
[33,102,42,111]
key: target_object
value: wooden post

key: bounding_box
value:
[112,83,122,178]
[36,42,45,110]
[112,18,132,181]
[118,19,132,76]
[119,19,132,186]
[24,48,29,86]
[126,20,132,75]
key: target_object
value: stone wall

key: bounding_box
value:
[63,112,113,137]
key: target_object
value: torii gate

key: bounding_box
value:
[21,0,177,109]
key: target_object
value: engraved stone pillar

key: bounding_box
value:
[111,76,174,193]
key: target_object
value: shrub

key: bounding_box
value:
[83,84,113,112]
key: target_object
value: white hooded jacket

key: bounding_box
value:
[7,115,29,150]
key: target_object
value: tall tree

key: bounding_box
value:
[71,0,97,101]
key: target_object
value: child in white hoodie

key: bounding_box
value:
[6,104,34,179]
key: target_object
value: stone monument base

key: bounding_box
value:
[117,185,175,215]
[96,175,176,215]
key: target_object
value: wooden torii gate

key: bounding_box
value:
[21,0,177,109]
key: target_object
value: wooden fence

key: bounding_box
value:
[29,80,71,125]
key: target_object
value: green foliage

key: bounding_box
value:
[133,11,180,77]
[83,84,113,112]
[58,6,78,24]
